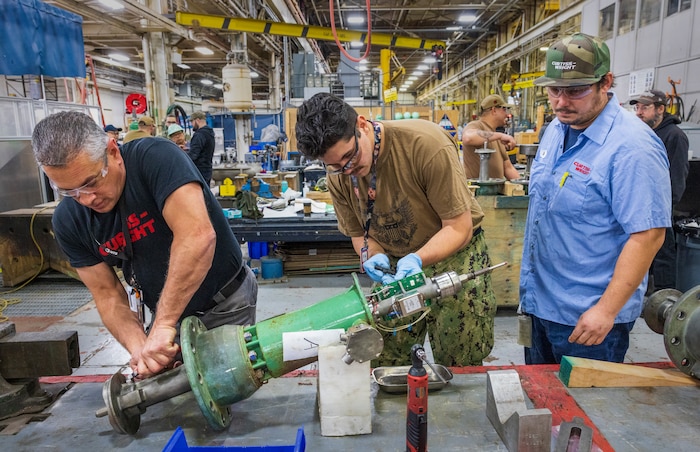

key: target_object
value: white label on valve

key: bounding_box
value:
[282,329,345,361]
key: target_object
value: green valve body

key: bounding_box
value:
[180,273,374,430]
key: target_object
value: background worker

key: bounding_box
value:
[123,116,157,144]
[164,114,179,137]
[32,111,257,379]
[520,33,671,365]
[295,93,497,367]
[462,94,521,181]
[104,124,122,142]
[188,111,215,186]
[630,89,689,291]
[167,124,188,152]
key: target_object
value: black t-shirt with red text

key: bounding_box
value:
[52,137,241,318]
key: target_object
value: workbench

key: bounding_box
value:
[0,197,526,308]
[6,363,697,450]
[228,213,349,243]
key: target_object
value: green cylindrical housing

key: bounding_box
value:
[180,273,375,430]
[252,273,374,378]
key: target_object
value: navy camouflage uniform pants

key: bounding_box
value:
[372,230,496,367]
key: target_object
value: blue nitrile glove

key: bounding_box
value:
[391,253,423,283]
[363,253,391,283]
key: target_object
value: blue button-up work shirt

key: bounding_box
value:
[520,93,672,326]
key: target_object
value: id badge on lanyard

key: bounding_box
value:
[360,245,369,272]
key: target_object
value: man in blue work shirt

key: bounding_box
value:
[519,33,671,364]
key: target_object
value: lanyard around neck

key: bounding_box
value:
[351,121,382,244]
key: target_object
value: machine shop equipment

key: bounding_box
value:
[642,285,700,379]
[517,144,538,180]
[512,144,538,193]
[469,141,505,195]
[0,322,79,424]
[97,264,507,434]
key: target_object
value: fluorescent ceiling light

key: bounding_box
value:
[423,56,437,64]
[399,88,408,92]
[411,71,424,76]
[250,71,259,78]
[176,63,191,69]
[195,46,214,55]
[347,16,365,25]
[359,65,369,72]
[458,13,477,23]
[359,59,368,64]
[539,46,549,51]
[99,0,124,10]
[417,64,430,71]
[408,76,418,81]
[350,41,364,48]
[213,84,223,90]
[446,26,461,31]
[201,79,213,85]
[109,53,130,62]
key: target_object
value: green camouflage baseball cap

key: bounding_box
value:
[534,33,610,87]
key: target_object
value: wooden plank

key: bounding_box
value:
[559,356,700,388]
[477,195,527,307]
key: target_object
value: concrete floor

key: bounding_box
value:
[1,272,675,450]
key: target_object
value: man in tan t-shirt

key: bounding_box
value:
[462,94,521,181]
[295,93,497,367]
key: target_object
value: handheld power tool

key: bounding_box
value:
[369,261,508,321]
[406,344,429,452]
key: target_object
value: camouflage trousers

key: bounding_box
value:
[372,231,496,367]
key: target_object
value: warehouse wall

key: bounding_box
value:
[583,0,700,122]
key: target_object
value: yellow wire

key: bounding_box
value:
[0,206,51,321]
[375,307,431,333]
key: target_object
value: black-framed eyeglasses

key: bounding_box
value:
[325,129,360,175]
[546,85,594,100]
[49,152,109,198]
[497,105,510,110]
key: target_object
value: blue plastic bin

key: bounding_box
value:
[248,241,269,259]
[162,427,305,452]
[261,256,284,279]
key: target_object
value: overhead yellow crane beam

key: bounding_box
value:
[175,12,447,51]
[445,99,477,106]
[502,72,545,91]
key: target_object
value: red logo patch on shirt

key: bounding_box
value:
[573,161,591,175]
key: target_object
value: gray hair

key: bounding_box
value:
[32,111,108,167]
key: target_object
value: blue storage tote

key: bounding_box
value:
[163,426,305,452]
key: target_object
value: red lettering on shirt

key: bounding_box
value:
[97,211,156,257]
[573,161,590,175]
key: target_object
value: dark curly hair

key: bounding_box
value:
[295,93,357,159]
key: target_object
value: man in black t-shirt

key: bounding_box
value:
[32,111,257,379]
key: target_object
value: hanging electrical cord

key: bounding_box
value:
[329,0,372,63]
[0,206,51,322]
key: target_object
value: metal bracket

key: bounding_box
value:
[486,369,552,452]
[554,416,593,452]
